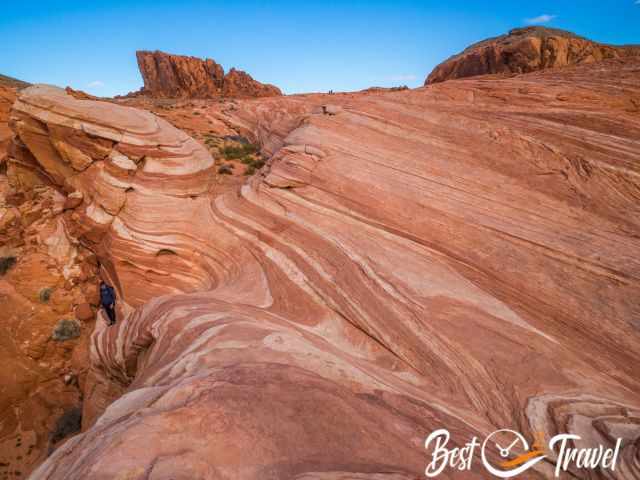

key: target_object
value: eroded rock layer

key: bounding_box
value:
[136,50,282,99]
[1,83,98,479]
[426,26,640,84]
[10,57,640,479]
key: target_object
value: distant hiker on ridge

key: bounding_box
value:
[100,281,117,326]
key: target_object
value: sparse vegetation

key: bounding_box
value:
[39,287,53,303]
[52,319,81,341]
[49,408,82,446]
[220,143,257,160]
[238,153,265,174]
[0,256,17,276]
[218,164,234,175]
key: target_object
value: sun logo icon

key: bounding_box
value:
[481,429,547,478]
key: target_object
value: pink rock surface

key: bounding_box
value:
[9,58,640,479]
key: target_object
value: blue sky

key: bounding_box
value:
[1,1,639,96]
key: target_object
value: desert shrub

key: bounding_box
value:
[252,159,265,169]
[220,143,257,160]
[244,166,256,176]
[193,111,200,115]
[49,408,82,445]
[52,319,81,341]
[0,256,16,275]
[219,145,244,159]
[39,287,53,303]
[218,164,233,175]
[240,155,254,165]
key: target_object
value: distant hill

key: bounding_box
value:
[0,73,30,89]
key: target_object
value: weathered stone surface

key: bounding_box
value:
[426,26,640,84]
[63,191,83,210]
[222,67,283,98]
[136,50,282,99]
[74,303,94,321]
[0,84,17,161]
[0,82,98,478]
[10,57,640,479]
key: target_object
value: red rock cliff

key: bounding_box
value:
[426,26,640,84]
[136,50,282,98]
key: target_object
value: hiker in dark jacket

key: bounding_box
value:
[100,281,116,326]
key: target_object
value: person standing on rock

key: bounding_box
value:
[99,281,117,326]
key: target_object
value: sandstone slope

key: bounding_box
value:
[426,26,640,84]
[136,50,282,98]
[0,82,98,479]
[7,57,640,479]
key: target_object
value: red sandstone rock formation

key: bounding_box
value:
[8,57,640,479]
[136,50,282,98]
[222,67,283,98]
[0,85,16,164]
[0,83,99,477]
[426,26,640,84]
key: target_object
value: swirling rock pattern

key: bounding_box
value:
[9,57,640,479]
[426,26,640,84]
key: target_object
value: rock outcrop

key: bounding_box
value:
[0,85,16,163]
[0,83,99,478]
[136,50,282,98]
[8,56,640,479]
[426,26,640,84]
[0,73,30,90]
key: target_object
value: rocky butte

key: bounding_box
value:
[426,26,640,84]
[135,50,282,98]
[1,30,640,480]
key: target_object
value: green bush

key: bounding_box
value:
[0,256,16,275]
[244,166,256,176]
[220,143,258,160]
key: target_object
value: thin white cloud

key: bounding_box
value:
[525,14,557,25]
[388,74,417,82]
[87,80,105,88]
[635,0,640,4]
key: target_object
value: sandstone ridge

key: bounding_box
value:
[135,50,282,98]
[426,26,640,84]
